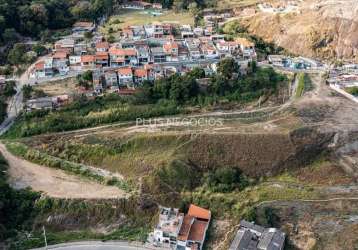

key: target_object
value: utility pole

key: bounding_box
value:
[43,226,48,249]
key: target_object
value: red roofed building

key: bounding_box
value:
[109,47,138,67]
[96,41,109,52]
[95,52,109,67]
[163,41,179,61]
[81,55,95,69]
[134,68,148,83]
[153,204,211,250]
[117,67,133,85]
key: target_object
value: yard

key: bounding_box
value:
[100,9,194,36]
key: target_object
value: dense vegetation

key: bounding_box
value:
[0,153,40,242]
[4,94,180,138]
[140,58,286,105]
[346,86,358,97]
[220,20,287,59]
[0,80,17,123]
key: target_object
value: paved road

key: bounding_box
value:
[32,241,165,250]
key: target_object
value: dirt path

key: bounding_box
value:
[0,143,127,199]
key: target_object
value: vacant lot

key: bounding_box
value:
[34,77,78,96]
[100,9,194,36]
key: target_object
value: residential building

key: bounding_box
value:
[236,37,256,59]
[92,69,104,85]
[176,204,211,250]
[163,41,179,62]
[134,68,148,84]
[69,56,82,71]
[72,21,95,33]
[52,52,69,75]
[117,67,133,85]
[81,55,95,69]
[136,45,151,64]
[109,47,138,67]
[152,3,163,9]
[74,42,88,55]
[26,97,55,111]
[121,1,152,10]
[95,52,109,67]
[229,220,285,250]
[104,70,118,87]
[96,41,109,52]
[31,57,54,78]
[154,207,184,248]
[151,47,166,63]
[54,39,75,53]
[200,43,218,59]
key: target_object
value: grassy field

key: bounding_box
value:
[100,9,194,36]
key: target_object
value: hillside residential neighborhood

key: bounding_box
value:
[29,21,256,93]
[1,0,358,249]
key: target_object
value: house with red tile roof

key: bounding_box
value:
[96,42,109,52]
[95,52,109,67]
[81,55,95,69]
[134,68,150,84]
[163,41,179,62]
[152,204,211,250]
[109,47,138,67]
[176,204,211,250]
[117,67,133,85]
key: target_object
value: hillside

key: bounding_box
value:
[238,0,358,61]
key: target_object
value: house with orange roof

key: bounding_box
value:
[81,55,95,69]
[109,47,138,67]
[151,204,211,250]
[95,52,109,67]
[176,204,211,250]
[163,41,179,62]
[96,42,109,52]
[117,67,133,85]
[30,57,54,78]
[52,52,69,75]
[134,68,148,84]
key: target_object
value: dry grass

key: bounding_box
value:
[34,77,78,96]
[100,9,194,36]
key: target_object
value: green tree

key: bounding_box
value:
[217,58,240,79]
[2,81,17,97]
[7,44,27,65]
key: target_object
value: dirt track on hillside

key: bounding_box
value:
[0,143,127,199]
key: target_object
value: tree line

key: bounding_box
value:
[137,58,287,105]
[0,0,115,45]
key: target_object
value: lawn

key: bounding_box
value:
[100,9,194,36]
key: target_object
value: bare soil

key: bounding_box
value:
[0,143,127,199]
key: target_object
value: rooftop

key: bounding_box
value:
[188,204,211,221]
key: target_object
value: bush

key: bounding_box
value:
[204,167,249,193]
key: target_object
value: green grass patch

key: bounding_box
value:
[295,73,313,98]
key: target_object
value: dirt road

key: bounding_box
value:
[0,143,127,199]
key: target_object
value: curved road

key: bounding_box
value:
[32,241,163,250]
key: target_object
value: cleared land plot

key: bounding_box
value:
[100,9,194,36]
[0,143,127,199]
[34,77,78,96]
